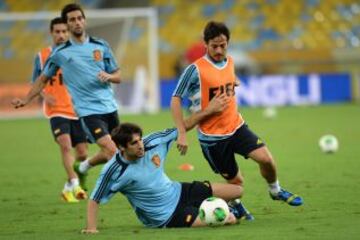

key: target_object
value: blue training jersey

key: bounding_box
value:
[42,36,119,117]
[172,55,230,141]
[90,128,181,228]
[32,46,53,82]
[32,52,42,82]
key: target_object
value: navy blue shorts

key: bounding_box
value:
[200,124,265,180]
[80,111,120,143]
[50,117,87,147]
[163,181,212,228]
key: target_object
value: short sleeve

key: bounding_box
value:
[103,41,119,73]
[172,64,199,98]
[42,53,60,78]
[31,54,42,83]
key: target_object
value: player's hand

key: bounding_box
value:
[98,71,112,83]
[207,93,229,115]
[43,94,56,106]
[177,132,188,155]
[235,78,240,87]
[81,228,99,234]
[11,98,27,109]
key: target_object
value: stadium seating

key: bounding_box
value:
[149,0,360,77]
[0,0,359,80]
[0,0,101,83]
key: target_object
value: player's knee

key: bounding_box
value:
[262,155,274,166]
[233,184,243,198]
[103,143,117,160]
[227,175,244,186]
[58,142,72,153]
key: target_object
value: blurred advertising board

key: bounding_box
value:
[160,73,352,108]
[236,73,351,106]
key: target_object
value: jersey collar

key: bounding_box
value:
[69,35,90,45]
[204,54,228,69]
[117,152,140,164]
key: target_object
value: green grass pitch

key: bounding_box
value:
[0,104,359,239]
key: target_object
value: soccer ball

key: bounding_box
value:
[263,107,277,119]
[199,197,230,226]
[319,135,339,153]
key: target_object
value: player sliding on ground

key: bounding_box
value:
[83,96,251,233]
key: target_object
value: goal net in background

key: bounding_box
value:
[0,8,159,118]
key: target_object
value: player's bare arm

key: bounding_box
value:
[170,96,188,155]
[184,93,229,131]
[12,74,50,108]
[82,199,99,234]
[97,69,121,84]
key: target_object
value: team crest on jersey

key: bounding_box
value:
[151,154,161,167]
[93,50,102,61]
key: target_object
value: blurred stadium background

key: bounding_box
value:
[0,0,359,117]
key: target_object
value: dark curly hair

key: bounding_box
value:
[203,21,230,43]
[61,3,85,22]
[111,123,143,148]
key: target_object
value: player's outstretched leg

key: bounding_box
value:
[228,199,255,221]
[270,188,303,206]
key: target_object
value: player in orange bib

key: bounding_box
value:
[31,17,88,202]
[171,21,303,220]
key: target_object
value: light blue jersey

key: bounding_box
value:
[90,128,181,228]
[42,36,119,117]
[32,52,42,82]
[172,55,230,141]
[32,46,53,82]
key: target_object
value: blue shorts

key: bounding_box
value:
[200,124,265,180]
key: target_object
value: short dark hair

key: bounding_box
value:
[111,123,143,148]
[50,17,66,31]
[203,21,230,43]
[61,3,86,22]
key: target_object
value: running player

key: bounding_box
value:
[32,17,87,202]
[171,21,303,219]
[12,3,121,190]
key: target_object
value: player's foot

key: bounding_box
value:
[61,190,79,203]
[270,188,303,206]
[73,185,88,200]
[228,199,255,221]
[73,161,88,191]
